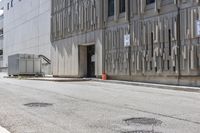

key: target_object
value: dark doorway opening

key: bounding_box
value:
[87,45,95,77]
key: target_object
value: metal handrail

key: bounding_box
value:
[38,55,51,64]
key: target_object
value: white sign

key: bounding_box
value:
[124,34,131,47]
[196,20,200,36]
[91,55,95,62]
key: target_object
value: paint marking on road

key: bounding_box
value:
[0,126,10,133]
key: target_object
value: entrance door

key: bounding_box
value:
[87,45,95,77]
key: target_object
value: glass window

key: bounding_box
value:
[146,0,155,5]
[108,0,114,17]
[11,0,13,7]
[119,0,125,13]
[0,50,3,55]
[7,3,9,10]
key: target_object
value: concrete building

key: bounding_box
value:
[51,0,103,77]
[0,14,3,69]
[51,0,200,86]
[0,1,4,70]
[1,0,52,74]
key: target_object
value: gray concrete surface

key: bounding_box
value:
[0,73,200,133]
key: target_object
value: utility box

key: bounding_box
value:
[8,54,42,76]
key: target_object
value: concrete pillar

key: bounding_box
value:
[114,0,119,21]
[125,0,129,21]
[104,0,108,23]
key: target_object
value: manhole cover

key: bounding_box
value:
[124,117,162,126]
[24,102,53,107]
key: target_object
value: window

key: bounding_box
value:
[11,0,13,7]
[119,0,125,13]
[0,29,3,36]
[0,50,3,56]
[108,0,114,17]
[146,0,155,5]
[7,3,9,10]
[151,32,154,57]
[168,29,171,56]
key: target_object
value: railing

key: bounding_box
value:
[38,55,51,64]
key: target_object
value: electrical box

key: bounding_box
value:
[8,54,41,76]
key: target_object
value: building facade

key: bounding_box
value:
[0,1,4,70]
[1,0,52,74]
[51,0,103,77]
[0,14,3,70]
[51,0,200,85]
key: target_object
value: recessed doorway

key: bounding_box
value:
[87,45,95,77]
[79,44,95,78]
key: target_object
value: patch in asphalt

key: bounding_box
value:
[122,130,162,133]
[24,102,53,107]
[124,117,162,126]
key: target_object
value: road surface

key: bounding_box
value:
[0,74,199,133]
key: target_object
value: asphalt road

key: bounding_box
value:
[0,75,200,133]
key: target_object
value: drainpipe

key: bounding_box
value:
[176,4,181,84]
[127,0,131,76]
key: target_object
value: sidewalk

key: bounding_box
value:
[1,72,200,93]
[92,79,200,93]
[0,72,7,78]
[26,77,91,82]
[27,76,200,93]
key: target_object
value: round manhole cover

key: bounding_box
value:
[24,102,53,107]
[124,117,162,126]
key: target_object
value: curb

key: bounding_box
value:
[0,126,10,133]
[14,76,200,93]
[91,79,200,93]
[25,78,91,82]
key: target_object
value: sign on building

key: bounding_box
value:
[196,20,200,36]
[124,34,131,47]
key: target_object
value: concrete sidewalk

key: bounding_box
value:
[93,79,200,93]
[24,75,200,93]
[1,72,200,93]
[26,77,91,82]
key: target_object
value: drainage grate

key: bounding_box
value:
[24,102,53,107]
[124,117,162,126]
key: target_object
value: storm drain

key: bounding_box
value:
[124,117,162,126]
[24,102,53,107]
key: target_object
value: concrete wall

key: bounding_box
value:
[0,13,3,68]
[51,30,103,77]
[103,0,200,85]
[51,0,103,77]
[0,36,3,50]
[2,0,51,74]
[51,0,200,86]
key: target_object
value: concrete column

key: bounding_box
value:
[114,0,119,21]
[125,0,129,21]
[98,0,103,28]
[141,0,146,14]
[104,0,108,23]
